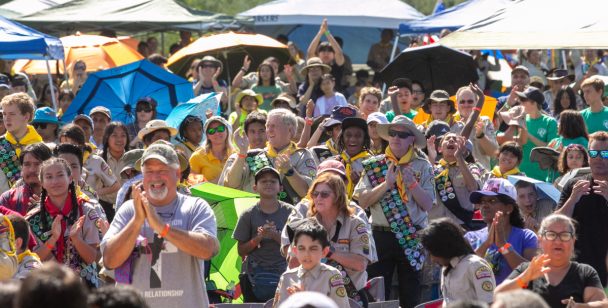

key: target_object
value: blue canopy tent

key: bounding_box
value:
[0,15,64,109]
[238,0,424,64]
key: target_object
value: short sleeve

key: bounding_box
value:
[558,178,576,208]
[522,229,538,251]
[97,158,118,187]
[348,217,372,262]
[81,204,103,245]
[419,162,437,205]
[469,260,496,303]
[293,149,317,183]
[545,118,558,142]
[328,272,350,307]
[187,197,217,238]
[507,262,529,280]
[100,200,135,251]
[580,263,604,289]
[189,149,205,174]
[352,172,372,203]
[232,208,253,242]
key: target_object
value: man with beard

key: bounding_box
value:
[102,142,218,308]
[0,143,52,216]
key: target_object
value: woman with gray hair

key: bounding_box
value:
[495,214,608,307]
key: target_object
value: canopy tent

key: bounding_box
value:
[440,0,608,49]
[237,0,424,64]
[0,15,64,60]
[398,0,514,34]
[16,0,238,34]
[0,0,73,18]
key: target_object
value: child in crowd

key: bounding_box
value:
[8,214,42,279]
[313,74,348,117]
[554,143,590,189]
[273,218,348,308]
[488,142,525,180]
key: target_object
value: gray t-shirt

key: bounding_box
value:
[101,193,217,308]
[232,201,292,271]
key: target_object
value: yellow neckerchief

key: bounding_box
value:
[267,141,298,159]
[325,139,339,155]
[5,125,43,157]
[83,148,91,164]
[491,166,521,179]
[75,185,90,201]
[180,140,198,152]
[425,113,455,127]
[385,146,414,203]
[17,249,41,263]
[340,151,371,197]
[435,158,458,182]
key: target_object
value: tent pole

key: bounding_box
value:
[384,34,401,95]
[561,50,567,69]
[161,32,165,56]
[62,60,70,92]
[45,58,58,111]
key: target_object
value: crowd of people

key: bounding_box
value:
[0,19,608,308]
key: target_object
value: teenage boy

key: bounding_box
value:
[580,76,608,134]
[384,78,418,122]
[233,167,293,303]
[8,214,42,279]
[273,218,349,308]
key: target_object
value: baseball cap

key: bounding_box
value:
[470,178,517,204]
[323,106,357,128]
[511,65,529,76]
[0,74,9,89]
[138,142,180,168]
[515,86,544,106]
[73,114,93,128]
[89,106,112,120]
[424,120,451,140]
[317,159,347,180]
[366,112,388,125]
[10,74,27,87]
[254,166,281,184]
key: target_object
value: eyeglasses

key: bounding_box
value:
[136,106,153,113]
[478,198,502,206]
[311,190,332,199]
[388,129,413,139]
[542,231,573,242]
[74,65,86,71]
[588,150,608,159]
[33,123,48,129]
[459,99,475,104]
[207,125,226,135]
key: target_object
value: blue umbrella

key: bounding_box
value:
[507,175,560,204]
[62,60,193,124]
[164,92,222,144]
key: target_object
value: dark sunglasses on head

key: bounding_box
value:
[588,150,608,159]
[207,125,226,135]
[388,129,413,139]
[311,190,332,199]
[136,105,153,113]
[33,123,48,129]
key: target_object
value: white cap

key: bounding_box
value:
[366,112,389,125]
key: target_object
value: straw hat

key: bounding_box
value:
[235,89,263,107]
[137,119,178,141]
[300,57,331,76]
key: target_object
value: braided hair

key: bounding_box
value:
[38,157,80,230]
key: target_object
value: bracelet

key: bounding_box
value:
[516,277,528,288]
[324,30,331,37]
[305,118,313,126]
[408,181,418,190]
[240,67,247,73]
[159,223,170,238]
[45,242,54,250]
[476,132,485,139]
[498,243,512,255]
[238,152,247,159]
[473,107,482,112]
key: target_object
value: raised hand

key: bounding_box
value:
[69,216,85,240]
[233,127,249,154]
[469,83,485,107]
[242,55,251,71]
[319,19,328,34]
[521,254,551,282]
[306,99,315,118]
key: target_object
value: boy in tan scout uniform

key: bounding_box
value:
[273,218,349,308]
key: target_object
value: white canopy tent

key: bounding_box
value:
[238,0,424,63]
[440,0,608,50]
[0,0,73,18]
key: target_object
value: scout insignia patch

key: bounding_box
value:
[475,266,492,280]
[355,223,367,235]
[330,274,344,287]
[336,286,347,297]
[481,281,494,291]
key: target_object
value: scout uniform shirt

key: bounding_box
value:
[353,153,436,229]
[451,116,498,171]
[441,254,496,306]
[274,263,349,308]
[429,161,482,225]
[13,250,42,280]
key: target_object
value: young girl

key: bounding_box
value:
[175,115,203,160]
[555,144,590,188]
[313,74,347,117]
[251,62,282,111]
[229,89,265,132]
[28,157,103,288]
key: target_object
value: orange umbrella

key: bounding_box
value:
[12,33,143,75]
[167,31,290,79]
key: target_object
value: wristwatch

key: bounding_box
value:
[285,168,295,177]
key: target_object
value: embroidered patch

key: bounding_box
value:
[475,266,492,280]
[330,274,344,287]
[338,239,350,245]
[481,281,494,291]
[355,223,367,235]
[362,245,370,255]
[87,209,100,222]
[23,259,41,270]
[336,286,347,297]
[360,234,369,244]
[305,158,316,169]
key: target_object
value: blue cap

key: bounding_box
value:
[32,107,60,125]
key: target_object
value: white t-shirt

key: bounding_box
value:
[314,92,348,117]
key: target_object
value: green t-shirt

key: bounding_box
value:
[580,106,608,134]
[548,136,588,150]
[252,85,282,111]
[520,114,558,182]
[386,109,417,122]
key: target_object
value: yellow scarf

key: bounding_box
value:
[17,249,41,263]
[267,141,298,159]
[435,159,457,182]
[425,113,455,127]
[385,146,414,203]
[491,166,521,179]
[340,151,371,197]
[325,139,339,155]
[5,125,43,157]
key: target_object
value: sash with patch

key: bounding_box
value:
[0,137,21,187]
[312,146,334,163]
[433,165,474,229]
[324,221,368,307]
[245,151,299,204]
[27,200,100,288]
[362,155,425,271]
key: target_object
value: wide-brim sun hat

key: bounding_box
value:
[300,57,331,76]
[422,89,456,114]
[377,115,426,148]
[236,89,263,107]
[137,119,178,141]
[271,93,297,109]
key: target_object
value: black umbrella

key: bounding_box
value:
[380,43,478,95]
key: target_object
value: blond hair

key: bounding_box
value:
[0,93,35,122]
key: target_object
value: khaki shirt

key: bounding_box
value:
[274,263,349,308]
[451,116,497,171]
[441,254,496,306]
[13,250,42,280]
[353,154,436,228]
[84,154,118,204]
[223,148,317,199]
[429,162,482,225]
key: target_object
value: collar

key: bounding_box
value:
[449,256,466,268]
[297,263,322,280]
[17,249,40,263]
[5,125,43,156]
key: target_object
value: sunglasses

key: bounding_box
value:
[542,231,573,242]
[33,123,49,129]
[388,129,413,139]
[201,64,217,69]
[459,99,475,104]
[207,125,226,135]
[588,150,608,159]
[74,66,86,71]
[311,190,332,199]
[136,106,153,113]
